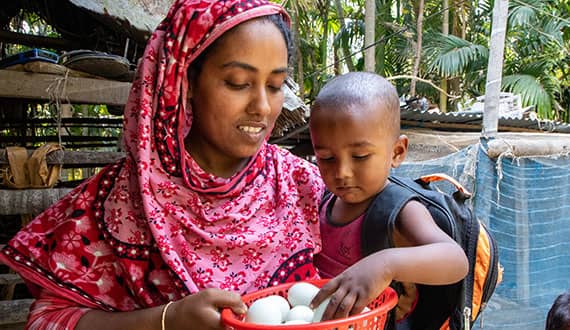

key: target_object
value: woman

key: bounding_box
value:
[0,1,324,329]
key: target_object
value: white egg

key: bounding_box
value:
[245,297,283,325]
[287,282,320,307]
[263,295,290,322]
[284,305,314,323]
[312,297,331,323]
[284,320,311,325]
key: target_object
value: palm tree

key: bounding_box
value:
[423,0,569,121]
[281,0,568,122]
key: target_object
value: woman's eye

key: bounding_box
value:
[225,81,249,90]
[317,156,334,162]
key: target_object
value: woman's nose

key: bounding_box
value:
[247,86,272,116]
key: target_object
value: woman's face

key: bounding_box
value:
[187,19,288,176]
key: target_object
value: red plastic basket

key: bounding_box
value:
[221,279,398,330]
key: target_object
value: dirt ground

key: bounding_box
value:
[472,294,546,330]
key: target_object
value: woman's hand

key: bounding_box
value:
[76,288,247,330]
[168,288,247,330]
[309,253,392,322]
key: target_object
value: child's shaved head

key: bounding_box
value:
[309,71,408,206]
[311,72,400,138]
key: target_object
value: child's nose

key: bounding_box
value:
[334,162,352,180]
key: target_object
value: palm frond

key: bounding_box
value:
[508,4,537,27]
[502,73,560,118]
[280,0,312,13]
[540,18,566,46]
[476,0,493,13]
[424,32,488,78]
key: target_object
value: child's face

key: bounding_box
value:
[310,103,407,205]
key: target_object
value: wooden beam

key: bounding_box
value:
[0,150,124,167]
[0,30,79,50]
[487,138,570,159]
[0,70,131,106]
[0,299,33,326]
[0,188,72,215]
[0,274,24,286]
[0,136,119,144]
[0,118,123,127]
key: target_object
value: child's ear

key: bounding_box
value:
[391,134,408,168]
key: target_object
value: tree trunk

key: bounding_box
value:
[440,0,449,112]
[410,0,425,96]
[483,0,509,137]
[460,0,468,40]
[334,0,355,72]
[320,0,330,80]
[364,0,376,72]
[291,6,305,100]
[376,2,392,75]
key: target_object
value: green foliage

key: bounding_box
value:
[502,74,554,118]
[4,10,60,57]
[279,0,570,122]
[424,32,489,78]
[509,1,539,27]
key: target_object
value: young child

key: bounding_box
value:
[546,290,570,330]
[309,72,469,329]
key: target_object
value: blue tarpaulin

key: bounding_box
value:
[392,139,570,330]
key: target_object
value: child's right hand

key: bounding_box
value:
[310,253,393,322]
[168,288,247,330]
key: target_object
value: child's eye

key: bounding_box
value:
[353,154,370,160]
[225,81,249,90]
[317,156,334,162]
[268,84,283,93]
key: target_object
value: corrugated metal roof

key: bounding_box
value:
[272,107,570,153]
[400,108,570,133]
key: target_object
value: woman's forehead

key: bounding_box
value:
[217,19,283,51]
[204,19,288,69]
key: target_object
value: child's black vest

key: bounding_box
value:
[349,174,501,330]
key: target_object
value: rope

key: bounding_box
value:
[46,68,71,147]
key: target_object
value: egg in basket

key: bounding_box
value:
[221,279,398,330]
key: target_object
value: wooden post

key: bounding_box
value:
[482,0,509,138]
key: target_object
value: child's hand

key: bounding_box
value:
[169,288,246,330]
[310,254,392,321]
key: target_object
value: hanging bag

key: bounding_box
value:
[1,146,30,189]
[0,144,62,189]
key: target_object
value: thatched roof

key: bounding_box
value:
[0,0,173,56]
[67,0,172,39]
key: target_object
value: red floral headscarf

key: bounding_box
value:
[1,0,323,311]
